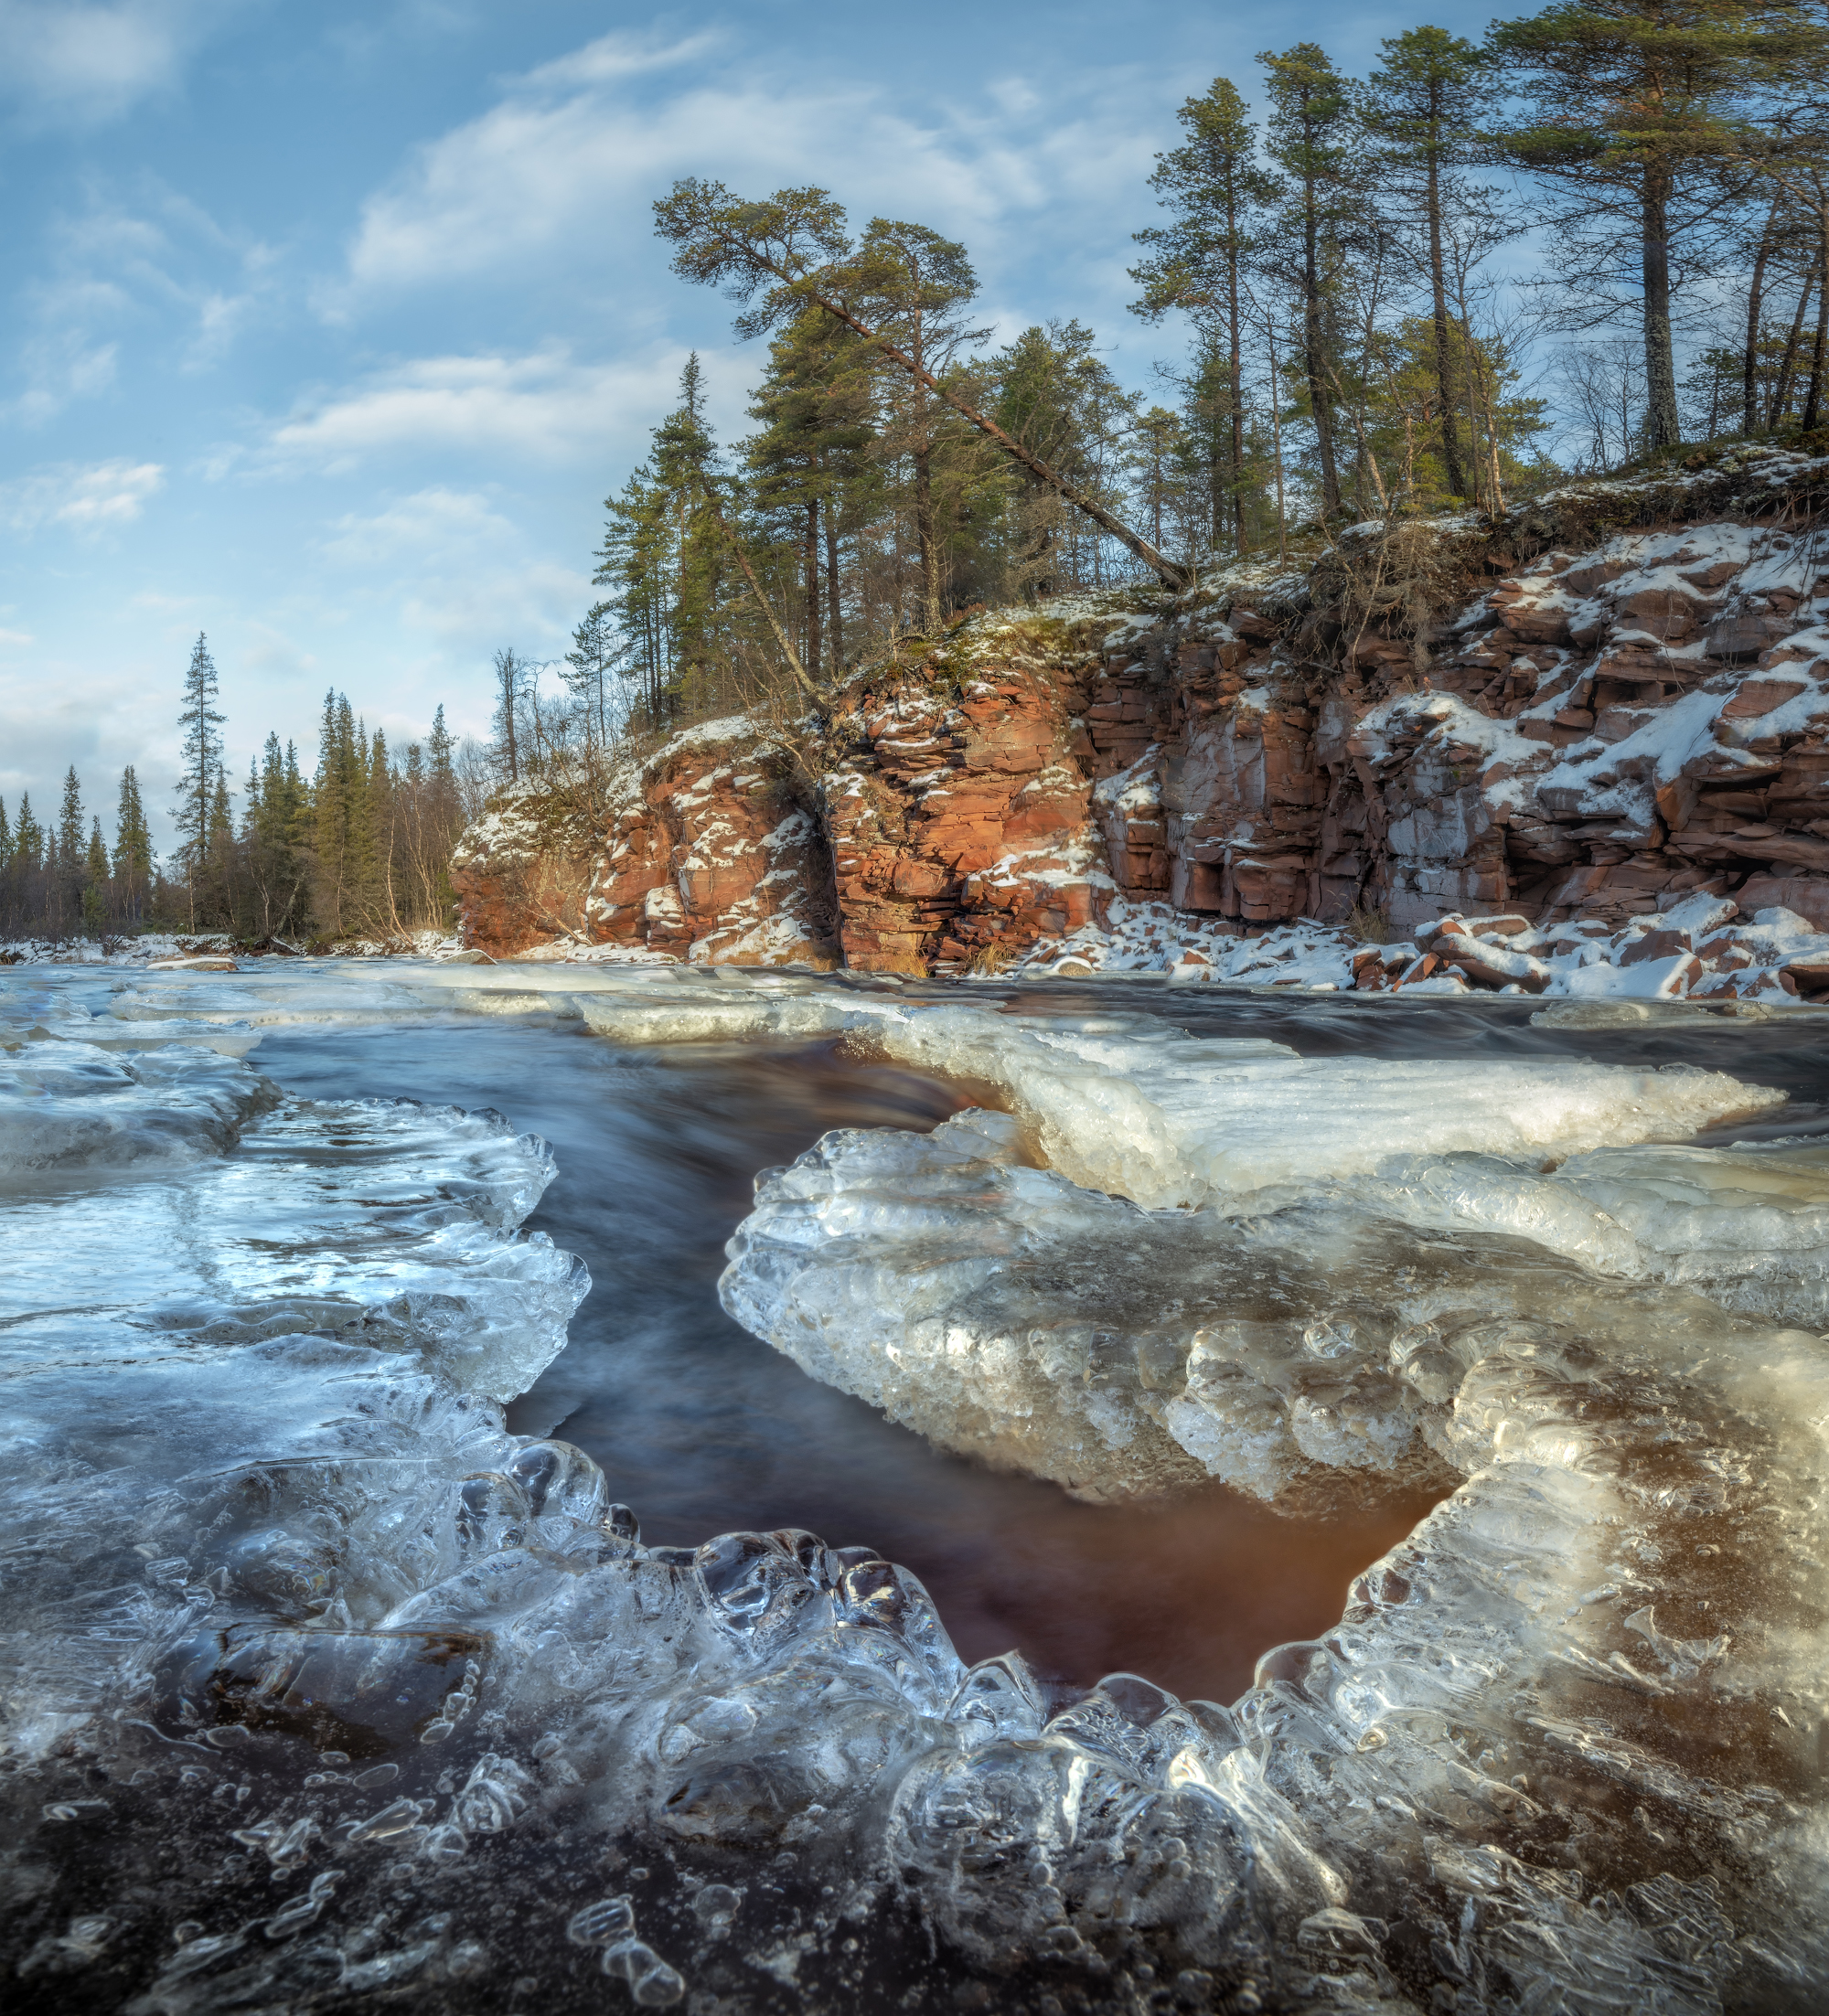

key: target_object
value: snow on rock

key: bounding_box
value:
[452,732,840,966]
[1010,884,1829,1005]
[429,454,1829,976]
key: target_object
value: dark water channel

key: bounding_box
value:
[253,982,1829,1707]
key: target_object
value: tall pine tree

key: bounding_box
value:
[173,634,224,929]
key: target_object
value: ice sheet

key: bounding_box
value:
[0,1039,275,1176]
[559,971,1784,1208]
[4,978,1826,2013]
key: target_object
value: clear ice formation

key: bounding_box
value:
[4,965,1827,2014]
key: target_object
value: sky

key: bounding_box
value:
[0,0,1503,851]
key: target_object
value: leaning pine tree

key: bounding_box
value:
[652,180,1194,592]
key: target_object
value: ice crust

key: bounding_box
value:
[0,1038,275,1175]
[557,970,1782,1210]
[4,965,1827,2013]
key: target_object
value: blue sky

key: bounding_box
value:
[0,0,1500,849]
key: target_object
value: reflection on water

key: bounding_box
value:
[251,1019,1433,1702]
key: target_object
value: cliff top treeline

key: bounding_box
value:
[546,3,1829,760]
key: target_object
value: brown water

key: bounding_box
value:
[253,1019,1439,1704]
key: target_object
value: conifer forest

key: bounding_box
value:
[13,4,1829,941]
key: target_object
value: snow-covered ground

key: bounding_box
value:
[1012,891,1829,1002]
[0,929,476,965]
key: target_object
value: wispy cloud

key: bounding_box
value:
[265,346,696,470]
[0,457,164,531]
[0,1,247,126]
[327,27,1170,323]
[313,484,591,683]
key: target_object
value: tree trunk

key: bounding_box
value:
[825,505,843,670]
[1642,173,1680,450]
[1426,123,1469,499]
[1745,200,1779,435]
[1807,207,1829,432]
[914,445,941,635]
[1302,180,1342,515]
[1770,263,1816,427]
[804,496,822,676]
[1227,184,1247,555]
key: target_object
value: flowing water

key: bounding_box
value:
[254,1017,1440,1705]
[4,963,1827,2013]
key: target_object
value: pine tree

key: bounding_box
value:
[1260,44,1360,518]
[1130,77,1280,552]
[851,223,980,635]
[173,633,225,929]
[1491,0,1820,451]
[1361,29,1498,501]
[748,309,877,664]
[994,322,1139,592]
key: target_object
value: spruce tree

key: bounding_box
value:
[208,772,234,929]
[564,604,619,750]
[367,728,393,931]
[56,766,85,927]
[173,633,225,929]
[112,766,153,922]
[15,793,42,872]
[83,817,108,934]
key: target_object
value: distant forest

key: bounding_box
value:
[0,636,475,945]
[14,4,1829,943]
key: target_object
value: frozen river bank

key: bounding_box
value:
[4,962,1827,2013]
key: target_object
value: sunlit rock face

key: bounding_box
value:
[454,722,840,966]
[7,963,1828,2014]
[453,451,1829,980]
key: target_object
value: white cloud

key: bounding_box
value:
[0,1,244,125]
[0,458,164,531]
[329,27,1171,319]
[266,346,695,470]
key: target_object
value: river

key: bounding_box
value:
[4,964,1825,2013]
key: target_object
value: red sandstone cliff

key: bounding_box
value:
[453,447,1829,972]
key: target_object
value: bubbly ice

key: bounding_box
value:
[3,968,1826,2013]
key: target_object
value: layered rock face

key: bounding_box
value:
[454,450,1829,971]
[454,720,840,966]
